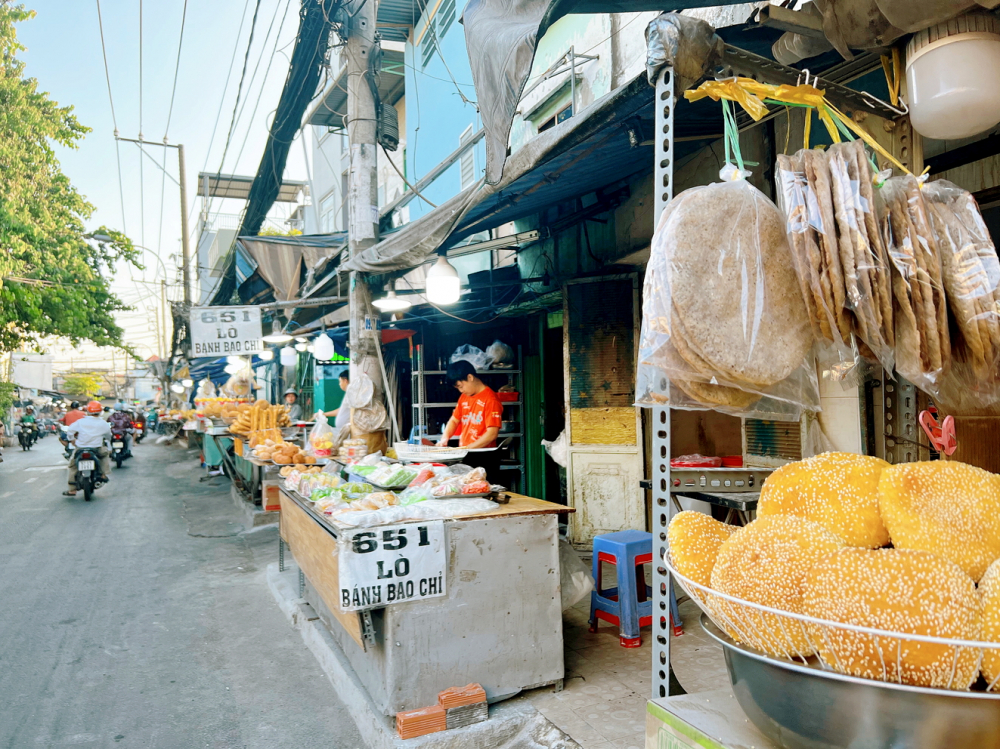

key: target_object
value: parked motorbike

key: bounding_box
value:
[110,430,130,468]
[18,423,37,451]
[71,447,104,501]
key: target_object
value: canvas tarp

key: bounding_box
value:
[461,0,748,185]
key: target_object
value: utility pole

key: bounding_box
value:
[177,143,192,306]
[116,137,192,306]
[345,0,382,411]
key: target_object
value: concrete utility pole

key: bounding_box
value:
[116,137,193,306]
[345,0,383,408]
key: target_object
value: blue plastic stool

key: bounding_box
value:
[588,530,661,648]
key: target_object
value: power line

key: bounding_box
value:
[94,0,127,235]
[230,0,295,173]
[200,0,254,212]
[164,0,189,138]
[215,0,265,181]
[138,0,146,248]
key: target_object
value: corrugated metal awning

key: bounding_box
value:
[197,172,306,203]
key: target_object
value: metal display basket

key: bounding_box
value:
[664,554,1000,749]
[393,442,468,463]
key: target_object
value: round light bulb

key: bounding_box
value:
[170,382,185,394]
[426,255,461,305]
[257,350,274,361]
[295,342,309,352]
[313,334,335,361]
[226,355,243,364]
[279,347,298,366]
[181,378,194,388]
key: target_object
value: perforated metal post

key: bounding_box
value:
[652,65,675,701]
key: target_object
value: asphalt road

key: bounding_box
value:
[0,432,363,749]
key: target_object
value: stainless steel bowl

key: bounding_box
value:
[701,614,1000,749]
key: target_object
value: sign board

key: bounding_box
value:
[338,520,447,611]
[190,306,263,357]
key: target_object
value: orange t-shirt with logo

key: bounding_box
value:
[452,386,503,447]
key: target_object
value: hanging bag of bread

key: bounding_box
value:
[775,139,895,380]
[879,174,952,395]
[916,178,1000,411]
[637,102,819,419]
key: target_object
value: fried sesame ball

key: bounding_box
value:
[878,460,1000,582]
[979,558,1000,690]
[758,452,890,548]
[710,515,845,658]
[667,511,738,606]
[804,548,982,689]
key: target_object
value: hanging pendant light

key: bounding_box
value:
[373,289,413,312]
[181,378,194,388]
[426,255,461,305]
[279,346,298,366]
[313,333,335,361]
[294,341,309,352]
[257,350,274,361]
[262,319,293,343]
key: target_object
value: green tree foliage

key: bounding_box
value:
[62,373,103,399]
[0,6,139,353]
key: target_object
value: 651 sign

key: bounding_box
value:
[338,520,447,612]
[189,306,263,357]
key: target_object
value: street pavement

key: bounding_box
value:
[0,433,363,749]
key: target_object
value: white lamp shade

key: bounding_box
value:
[226,355,243,364]
[907,16,1000,140]
[373,290,413,312]
[170,382,185,394]
[280,346,298,366]
[262,319,293,343]
[294,342,309,352]
[257,350,274,361]
[313,334,335,361]
[426,255,461,305]
[181,378,194,388]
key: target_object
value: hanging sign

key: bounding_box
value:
[338,520,447,611]
[189,306,263,357]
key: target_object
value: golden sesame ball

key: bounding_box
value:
[710,515,844,658]
[758,452,890,548]
[980,558,1000,690]
[667,511,738,604]
[878,461,1000,582]
[803,548,982,689]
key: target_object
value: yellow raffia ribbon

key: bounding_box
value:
[683,78,914,177]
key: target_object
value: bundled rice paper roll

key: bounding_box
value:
[637,174,819,418]
[775,141,894,376]
[880,175,952,395]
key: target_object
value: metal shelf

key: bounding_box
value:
[499,464,523,471]
[412,401,522,408]
[414,369,521,375]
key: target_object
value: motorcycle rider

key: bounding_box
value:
[63,401,111,496]
[19,406,38,447]
[108,402,135,456]
[59,401,86,457]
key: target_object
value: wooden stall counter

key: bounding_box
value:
[278,488,572,715]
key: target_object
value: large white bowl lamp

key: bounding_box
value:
[426,255,461,305]
[262,319,293,344]
[906,12,1000,140]
[372,289,413,312]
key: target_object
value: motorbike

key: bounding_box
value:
[60,425,73,459]
[18,423,37,451]
[133,420,144,444]
[110,429,129,468]
[71,447,104,501]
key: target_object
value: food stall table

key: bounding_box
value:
[645,688,776,749]
[278,488,573,715]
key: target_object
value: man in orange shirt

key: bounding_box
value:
[438,360,502,449]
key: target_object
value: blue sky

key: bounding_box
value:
[18,0,306,363]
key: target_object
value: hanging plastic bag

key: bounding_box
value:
[880,175,951,396]
[559,540,595,610]
[450,345,491,370]
[636,161,819,418]
[541,430,568,468]
[307,411,336,457]
[486,339,514,366]
[774,139,894,378]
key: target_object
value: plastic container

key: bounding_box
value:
[497,391,520,403]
